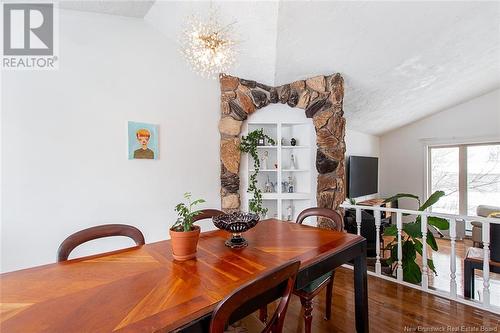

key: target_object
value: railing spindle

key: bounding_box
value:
[375,210,381,275]
[355,208,361,236]
[449,219,457,298]
[396,212,403,281]
[421,215,429,290]
[482,222,490,306]
[339,202,499,313]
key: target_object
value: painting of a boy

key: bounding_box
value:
[134,129,154,159]
[128,121,159,160]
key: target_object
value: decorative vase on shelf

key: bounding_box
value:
[261,150,269,170]
[290,154,296,170]
[286,205,293,221]
[290,138,297,146]
[287,176,295,193]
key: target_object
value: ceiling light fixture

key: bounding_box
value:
[181,6,238,79]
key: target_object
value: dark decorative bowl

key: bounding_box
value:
[212,212,260,248]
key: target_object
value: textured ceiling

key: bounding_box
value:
[58,0,155,18]
[274,1,500,134]
[63,0,500,135]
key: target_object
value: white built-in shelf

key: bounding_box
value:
[245,120,314,221]
[280,193,311,200]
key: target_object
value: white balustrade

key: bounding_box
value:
[339,202,500,314]
[355,208,361,236]
[374,210,381,275]
[449,219,457,298]
[482,222,491,306]
[396,211,403,282]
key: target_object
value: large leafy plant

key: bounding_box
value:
[383,191,449,284]
[172,192,206,232]
[239,129,275,216]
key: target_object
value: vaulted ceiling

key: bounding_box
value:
[60,0,500,135]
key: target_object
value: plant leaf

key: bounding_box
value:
[419,191,445,211]
[403,258,422,284]
[427,259,437,275]
[426,231,438,251]
[402,239,417,260]
[403,222,422,239]
[384,193,420,204]
[383,225,398,236]
[428,216,449,231]
[414,238,423,256]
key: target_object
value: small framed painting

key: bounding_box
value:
[128,121,159,160]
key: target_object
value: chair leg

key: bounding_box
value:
[259,306,268,323]
[324,274,334,320]
[300,297,313,333]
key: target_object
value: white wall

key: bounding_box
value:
[1,10,222,273]
[379,89,500,209]
[345,129,381,202]
[345,129,380,158]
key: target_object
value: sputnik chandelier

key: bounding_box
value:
[181,7,238,79]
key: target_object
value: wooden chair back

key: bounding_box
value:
[210,260,301,333]
[193,209,224,222]
[57,224,145,262]
[296,207,343,231]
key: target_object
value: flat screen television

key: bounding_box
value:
[347,156,378,198]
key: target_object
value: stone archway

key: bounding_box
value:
[218,73,345,230]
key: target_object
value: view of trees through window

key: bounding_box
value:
[430,147,459,214]
[467,144,500,215]
[429,143,500,229]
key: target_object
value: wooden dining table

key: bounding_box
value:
[0,219,368,333]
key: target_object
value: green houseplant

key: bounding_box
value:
[239,129,275,217]
[169,192,205,261]
[383,191,449,284]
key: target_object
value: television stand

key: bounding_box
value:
[344,198,397,257]
[357,198,397,221]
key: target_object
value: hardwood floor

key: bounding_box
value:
[281,267,499,333]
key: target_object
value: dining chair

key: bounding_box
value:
[210,260,300,333]
[294,207,342,333]
[193,209,224,223]
[57,224,145,262]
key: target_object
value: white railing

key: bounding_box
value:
[340,203,500,314]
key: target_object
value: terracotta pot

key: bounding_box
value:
[169,225,200,261]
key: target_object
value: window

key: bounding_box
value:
[429,147,459,214]
[428,143,500,228]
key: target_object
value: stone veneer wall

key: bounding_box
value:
[219,73,345,230]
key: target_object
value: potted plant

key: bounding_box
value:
[239,128,276,217]
[383,191,449,284]
[169,192,205,261]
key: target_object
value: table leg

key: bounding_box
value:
[354,247,369,333]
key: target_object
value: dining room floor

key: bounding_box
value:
[280,267,500,333]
